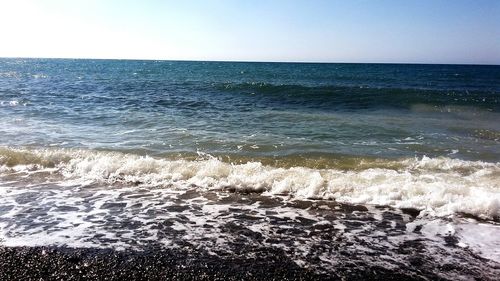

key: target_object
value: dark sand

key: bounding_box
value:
[1,189,499,280]
[1,245,499,281]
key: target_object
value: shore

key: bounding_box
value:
[0,186,499,280]
[0,246,363,280]
[1,245,487,281]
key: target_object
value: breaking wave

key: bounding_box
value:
[1,147,499,219]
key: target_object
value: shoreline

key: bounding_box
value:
[0,246,332,280]
[0,184,499,280]
[1,245,487,281]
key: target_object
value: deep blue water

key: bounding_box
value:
[0,58,499,162]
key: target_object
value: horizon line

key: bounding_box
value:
[1,56,498,67]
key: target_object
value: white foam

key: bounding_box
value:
[406,218,500,263]
[0,100,20,106]
[1,147,499,219]
[455,222,500,263]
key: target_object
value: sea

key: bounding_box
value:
[0,58,499,278]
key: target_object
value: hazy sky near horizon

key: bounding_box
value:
[0,0,498,64]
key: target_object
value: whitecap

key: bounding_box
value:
[0,147,499,219]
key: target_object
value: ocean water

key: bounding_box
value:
[1,58,499,277]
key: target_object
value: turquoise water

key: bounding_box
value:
[1,59,499,162]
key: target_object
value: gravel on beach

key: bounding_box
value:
[0,245,455,281]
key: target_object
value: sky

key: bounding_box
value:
[0,0,498,64]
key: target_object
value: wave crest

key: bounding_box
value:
[1,147,499,219]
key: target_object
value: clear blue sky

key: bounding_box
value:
[0,0,498,64]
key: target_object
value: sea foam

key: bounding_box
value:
[1,147,499,219]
